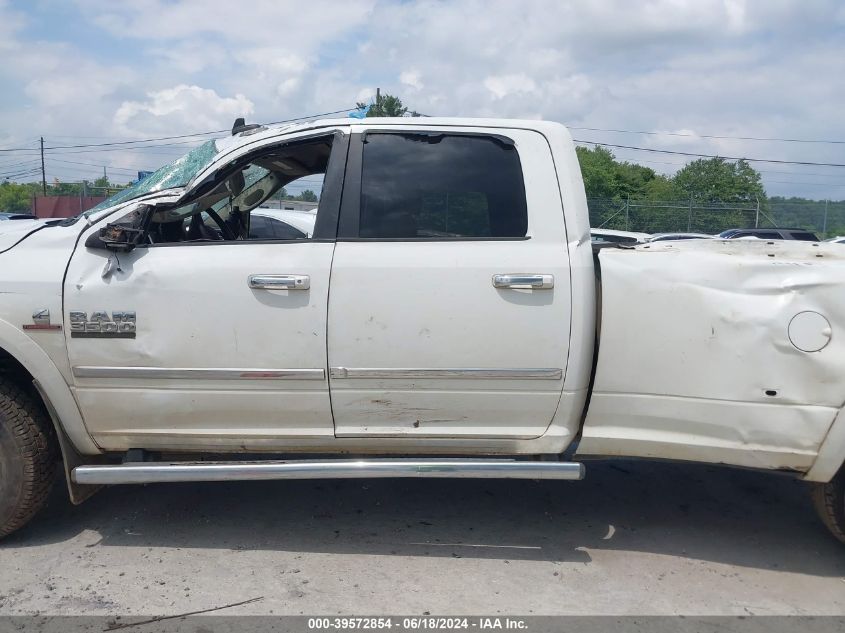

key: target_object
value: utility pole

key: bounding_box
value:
[823,199,829,237]
[376,87,381,116]
[39,137,46,195]
[625,194,630,231]
[687,195,693,232]
[755,197,760,228]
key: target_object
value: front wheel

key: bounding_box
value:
[811,468,845,544]
[0,379,57,539]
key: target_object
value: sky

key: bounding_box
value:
[0,0,844,199]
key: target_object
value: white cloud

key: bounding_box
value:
[648,129,703,147]
[399,70,423,91]
[114,85,254,136]
[73,0,375,44]
[356,88,375,104]
[0,0,841,198]
[0,0,25,53]
[483,74,537,100]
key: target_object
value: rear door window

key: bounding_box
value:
[357,133,528,239]
[789,231,818,241]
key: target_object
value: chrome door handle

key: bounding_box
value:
[492,274,554,289]
[248,274,310,290]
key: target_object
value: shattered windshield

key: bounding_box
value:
[84,140,220,216]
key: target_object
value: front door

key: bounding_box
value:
[327,127,572,439]
[65,131,347,451]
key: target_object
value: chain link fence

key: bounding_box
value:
[588,198,845,238]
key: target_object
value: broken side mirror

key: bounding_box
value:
[85,205,151,252]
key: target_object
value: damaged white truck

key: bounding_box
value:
[1,117,844,543]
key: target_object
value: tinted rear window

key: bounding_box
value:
[359,133,528,239]
[789,231,818,241]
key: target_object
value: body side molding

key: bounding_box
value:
[328,368,563,380]
[72,367,326,380]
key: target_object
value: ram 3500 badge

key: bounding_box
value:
[68,311,136,338]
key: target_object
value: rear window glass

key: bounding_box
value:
[359,133,528,239]
[789,231,818,241]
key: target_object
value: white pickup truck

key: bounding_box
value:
[1,118,843,543]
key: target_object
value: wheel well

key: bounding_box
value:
[0,346,37,396]
[0,344,104,504]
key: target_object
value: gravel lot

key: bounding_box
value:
[1,460,844,616]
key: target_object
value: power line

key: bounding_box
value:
[48,157,149,174]
[567,125,845,145]
[2,113,842,154]
[0,158,40,170]
[0,139,38,151]
[0,168,41,179]
[0,161,40,174]
[0,107,356,153]
[44,131,224,150]
[766,180,845,188]
[45,140,205,155]
[608,150,845,179]
[574,139,845,168]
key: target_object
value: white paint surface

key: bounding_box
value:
[580,239,845,471]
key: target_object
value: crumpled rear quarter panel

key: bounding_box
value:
[579,239,845,471]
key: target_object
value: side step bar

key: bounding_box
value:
[73,459,585,485]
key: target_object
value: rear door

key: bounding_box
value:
[327,126,572,439]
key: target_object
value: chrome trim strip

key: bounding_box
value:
[329,367,563,380]
[72,367,326,380]
[73,459,585,484]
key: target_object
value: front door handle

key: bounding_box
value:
[492,274,554,289]
[248,274,310,290]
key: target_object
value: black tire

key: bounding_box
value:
[0,379,57,539]
[811,468,845,544]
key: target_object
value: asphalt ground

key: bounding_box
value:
[1,460,844,616]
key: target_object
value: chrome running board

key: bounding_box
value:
[73,459,585,485]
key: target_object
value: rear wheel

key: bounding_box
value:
[811,468,845,544]
[0,379,57,539]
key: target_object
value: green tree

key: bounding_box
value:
[672,158,765,204]
[356,93,409,117]
[576,145,675,229]
[670,158,766,232]
[768,196,845,237]
[296,189,318,202]
[575,146,669,200]
[269,186,288,200]
[0,181,38,212]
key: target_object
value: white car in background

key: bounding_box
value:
[589,228,651,244]
[0,212,37,221]
[825,236,845,244]
[648,232,716,242]
[250,207,317,239]
[0,212,40,231]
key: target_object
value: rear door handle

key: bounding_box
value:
[248,274,310,290]
[492,274,554,289]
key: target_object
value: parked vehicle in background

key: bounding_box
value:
[648,232,716,242]
[250,208,317,239]
[825,236,845,244]
[0,214,42,234]
[590,228,651,244]
[0,212,37,221]
[719,228,820,241]
[1,117,845,546]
